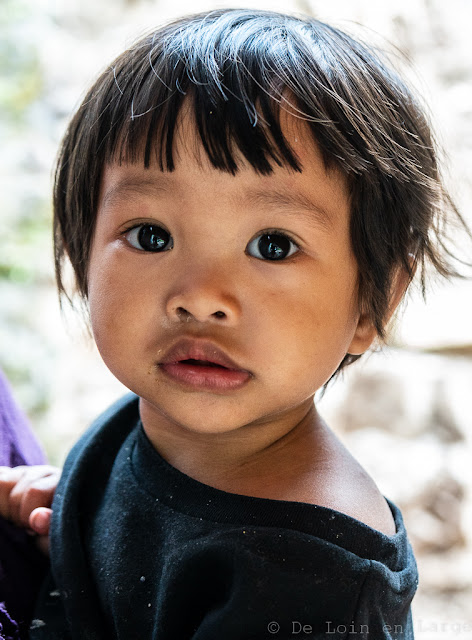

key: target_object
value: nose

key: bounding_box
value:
[165,268,241,326]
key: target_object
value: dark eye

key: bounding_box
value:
[125,224,173,252]
[246,232,298,261]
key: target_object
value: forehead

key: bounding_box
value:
[100,106,351,232]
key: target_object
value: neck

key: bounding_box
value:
[139,398,335,494]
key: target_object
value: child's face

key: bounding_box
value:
[87,110,376,436]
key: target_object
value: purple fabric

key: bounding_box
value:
[0,602,20,640]
[0,370,45,467]
[0,370,48,638]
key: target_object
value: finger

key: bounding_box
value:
[17,473,59,527]
[9,466,60,527]
[0,466,30,477]
[0,466,30,521]
[29,507,52,536]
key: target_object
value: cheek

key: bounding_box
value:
[87,286,119,360]
[87,258,114,332]
[87,253,136,351]
[267,272,359,373]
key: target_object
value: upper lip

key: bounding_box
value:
[159,337,247,371]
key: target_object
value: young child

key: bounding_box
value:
[2,8,469,639]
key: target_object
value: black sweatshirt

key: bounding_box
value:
[31,394,418,639]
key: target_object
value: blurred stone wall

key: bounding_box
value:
[1,0,471,635]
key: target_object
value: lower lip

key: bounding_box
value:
[159,362,251,391]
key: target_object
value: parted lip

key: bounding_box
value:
[159,337,247,372]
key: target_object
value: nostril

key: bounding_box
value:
[171,305,229,323]
[177,307,188,314]
[176,307,191,321]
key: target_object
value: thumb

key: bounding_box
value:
[29,507,52,536]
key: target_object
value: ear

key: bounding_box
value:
[347,266,412,356]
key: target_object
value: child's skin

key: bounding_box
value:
[0,464,59,554]
[0,107,409,539]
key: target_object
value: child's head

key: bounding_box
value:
[54,9,464,383]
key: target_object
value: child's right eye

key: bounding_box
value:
[124,224,174,252]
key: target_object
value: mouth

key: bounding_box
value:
[158,339,252,391]
[179,358,228,368]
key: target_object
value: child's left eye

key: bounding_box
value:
[124,224,173,252]
[246,232,299,261]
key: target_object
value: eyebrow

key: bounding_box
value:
[100,175,172,209]
[243,188,335,232]
[101,175,335,232]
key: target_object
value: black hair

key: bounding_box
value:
[54,8,470,376]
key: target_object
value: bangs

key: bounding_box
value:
[111,77,302,175]
[86,10,383,178]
